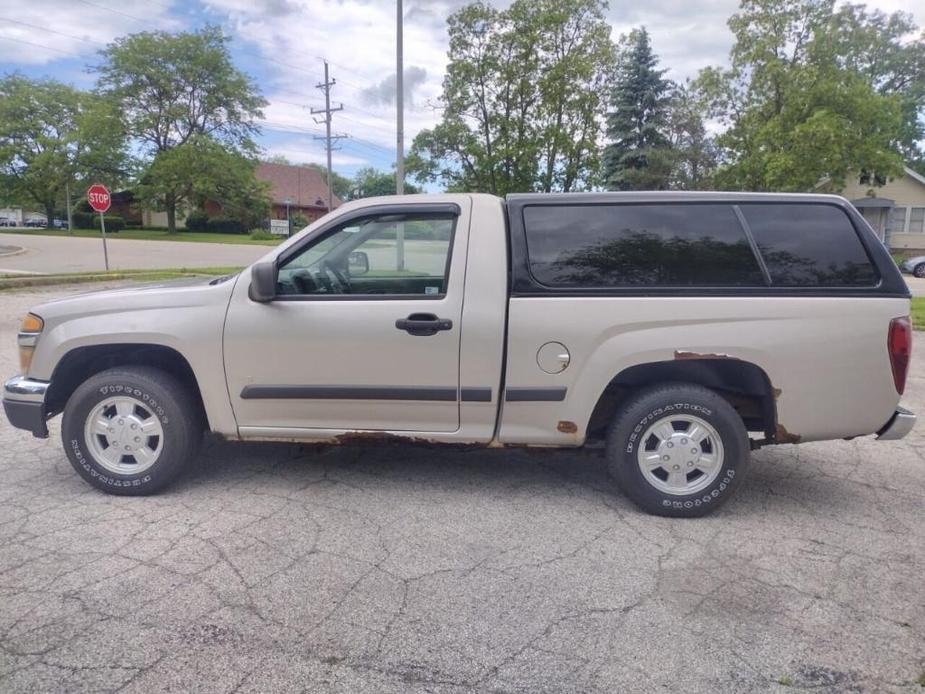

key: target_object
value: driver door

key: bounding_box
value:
[223,201,468,434]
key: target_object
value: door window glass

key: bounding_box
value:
[277,213,456,297]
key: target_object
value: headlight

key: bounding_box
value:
[18,313,43,374]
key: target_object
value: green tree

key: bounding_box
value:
[696,0,911,191]
[139,136,270,230]
[602,27,673,190]
[96,27,266,232]
[663,81,718,190]
[303,163,352,202]
[349,167,421,199]
[0,74,127,224]
[408,0,615,195]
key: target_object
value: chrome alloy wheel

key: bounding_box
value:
[636,414,724,496]
[83,396,164,474]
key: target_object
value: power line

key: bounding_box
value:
[0,17,107,47]
[74,0,171,29]
[0,35,81,57]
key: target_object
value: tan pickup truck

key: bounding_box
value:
[2,192,914,517]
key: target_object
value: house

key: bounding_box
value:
[114,162,342,228]
[253,162,341,224]
[832,166,925,252]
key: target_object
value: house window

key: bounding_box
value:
[859,171,886,187]
[909,208,925,234]
[888,207,908,235]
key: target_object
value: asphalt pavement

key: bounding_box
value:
[0,232,266,274]
[0,284,922,693]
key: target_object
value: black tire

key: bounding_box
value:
[914,263,925,278]
[61,366,203,495]
[606,383,750,517]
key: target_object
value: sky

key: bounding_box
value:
[0,0,922,182]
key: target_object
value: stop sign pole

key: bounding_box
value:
[86,184,111,270]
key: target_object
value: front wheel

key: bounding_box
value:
[62,366,203,495]
[913,263,925,278]
[606,383,750,517]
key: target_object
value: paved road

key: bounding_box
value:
[0,284,922,693]
[0,233,266,274]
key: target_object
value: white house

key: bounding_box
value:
[831,166,925,252]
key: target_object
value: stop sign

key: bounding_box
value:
[87,184,111,213]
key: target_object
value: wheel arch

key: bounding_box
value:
[586,357,778,443]
[45,343,209,427]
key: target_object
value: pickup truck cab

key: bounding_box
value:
[2,192,915,516]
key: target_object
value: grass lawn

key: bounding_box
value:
[0,227,282,246]
[0,266,242,291]
[911,297,925,331]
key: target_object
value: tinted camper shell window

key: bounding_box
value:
[505,194,906,297]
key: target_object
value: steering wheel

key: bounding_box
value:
[321,260,351,294]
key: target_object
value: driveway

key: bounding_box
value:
[0,233,266,274]
[0,284,922,693]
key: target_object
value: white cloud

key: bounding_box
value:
[262,136,371,167]
[2,0,921,159]
[0,0,178,66]
[203,0,451,159]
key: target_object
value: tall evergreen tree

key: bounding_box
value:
[603,28,673,190]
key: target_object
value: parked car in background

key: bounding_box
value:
[23,219,46,228]
[899,255,925,278]
[52,218,68,229]
[2,192,914,517]
[0,218,16,227]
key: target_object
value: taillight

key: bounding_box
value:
[888,316,911,395]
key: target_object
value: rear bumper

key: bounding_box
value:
[2,376,49,438]
[876,406,916,441]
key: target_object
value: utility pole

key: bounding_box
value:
[311,60,345,214]
[395,0,406,270]
[65,180,73,234]
[396,0,404,196]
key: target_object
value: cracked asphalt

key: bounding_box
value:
[0,284,923,693]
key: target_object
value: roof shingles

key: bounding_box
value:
[256,162,342,209]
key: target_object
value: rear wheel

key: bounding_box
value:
[62,367,202,495]
[606,383,750,517]
[914,263,925,278]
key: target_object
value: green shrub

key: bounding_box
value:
[101,215,125,232]
[249,228,276,241]
[124,220,142,228]
[205,216,246,234]
[184,210,209,232]
[72,210,94,229]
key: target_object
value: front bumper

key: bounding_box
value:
[3,376,49,438]
[876,406,916,441]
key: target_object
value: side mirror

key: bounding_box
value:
[249,261,278,302]
[348,251,370,276]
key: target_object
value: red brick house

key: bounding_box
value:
[110,162,342,228]
[255,162,342,224]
